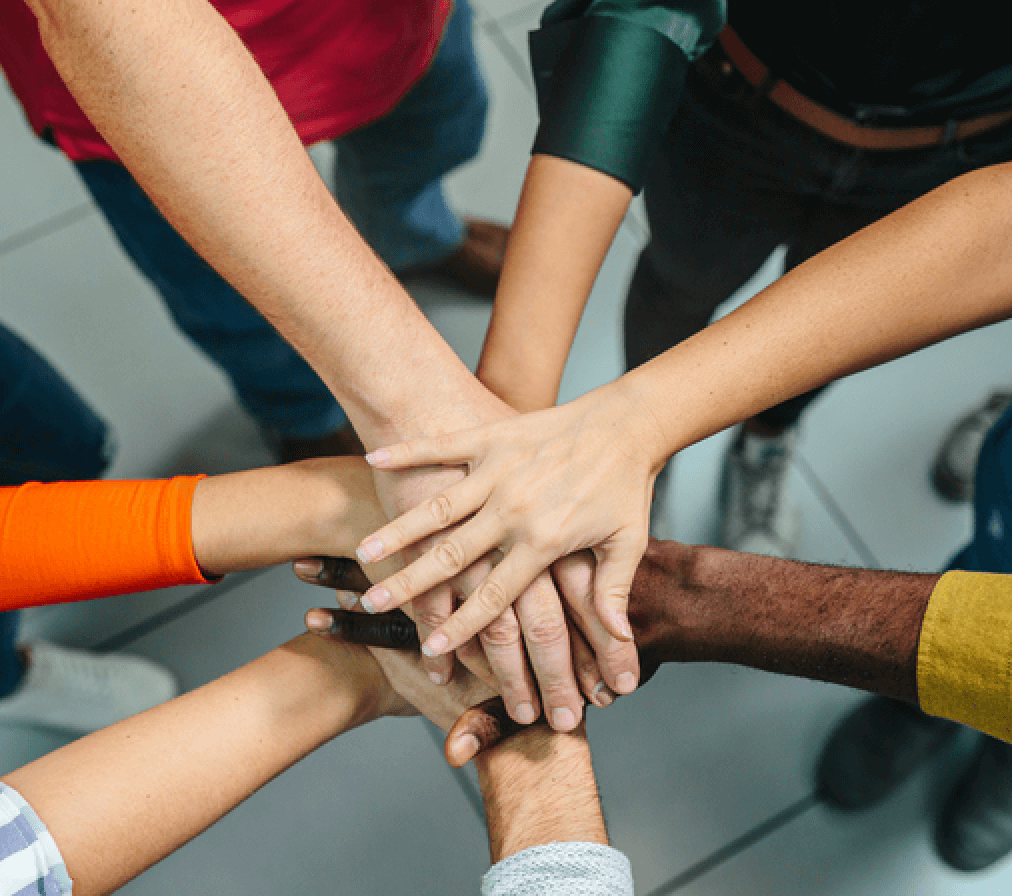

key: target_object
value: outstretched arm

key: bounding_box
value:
[1,633,398,896]
[355,160,1012,660]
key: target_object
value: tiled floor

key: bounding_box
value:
[3,3,1012,894]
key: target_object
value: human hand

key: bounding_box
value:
[354,378,669,664]
[294,555,633,730]
[368,392,608,731]
[305,603,519,766]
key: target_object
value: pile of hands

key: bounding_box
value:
[291,377,675,748]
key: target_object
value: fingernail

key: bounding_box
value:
[453,733,481,761]
[615,672,637,694]
[515,701,536,724]
[305,610,330,631]
[428,671,444,685]
[336,592,359,610]
[592,682,616,707]
[359,586,389,614]
[421,632,450,657]
[616,618,634,641]
[365,448,391,466]
[552,707,577,731]
[356,538,384,563]
[293,559,323,579]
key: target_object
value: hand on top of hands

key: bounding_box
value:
[351,380,666,687]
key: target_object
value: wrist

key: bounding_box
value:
[602,373,674,475]
[476,722,606,861]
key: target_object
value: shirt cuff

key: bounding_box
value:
[0,782,73,895]
[917,570,1012,742]
[529,16,688,193]
[482,841,633,896]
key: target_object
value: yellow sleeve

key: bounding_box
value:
[918,570,1012,743]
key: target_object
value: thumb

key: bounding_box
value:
[444,697,522,767]
[592,537,643,643]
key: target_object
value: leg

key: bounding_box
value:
[0,321,113,699]
[334,0,501,288]
[74,160,348,445]
[0,323,176,726]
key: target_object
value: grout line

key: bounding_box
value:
[640,793,819,896]
[0,203,94,257]
[793,452,881,569]
[88,568,270,652]
[476,16,536,97]
[423,718,487,825]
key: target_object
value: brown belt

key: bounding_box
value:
[717,27,1012,151]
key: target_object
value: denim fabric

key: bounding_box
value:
[72,0,487,437]
[0,322,114,696]
[625,46,1012,429]
[334,0,488,271]
[947,405,1012,575]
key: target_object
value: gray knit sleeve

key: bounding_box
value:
[482,841,633,896]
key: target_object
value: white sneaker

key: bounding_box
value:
[0,643,178,733]
[717,427,800,559]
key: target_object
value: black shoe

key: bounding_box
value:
[936,736,1012,872]
[817,697,960,810]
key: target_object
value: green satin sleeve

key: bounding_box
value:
[530,0,724,192]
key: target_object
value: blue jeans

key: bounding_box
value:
[0,323,114,696]
[73,0,487,439]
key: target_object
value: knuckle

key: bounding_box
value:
[432,538,466,574]
[479,613,521,648]
[428,494,454,527]
[523,613,568,647]
[413,600,451,631]
[474,579,511,617]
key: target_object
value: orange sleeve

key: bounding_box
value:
[0,477,214,612]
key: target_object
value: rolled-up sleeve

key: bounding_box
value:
[482,842,633,896]
[530,0,725,191]
[918,570,1012,743]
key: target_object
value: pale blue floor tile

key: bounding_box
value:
[0,85,93,247]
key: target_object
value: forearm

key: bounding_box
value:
[29,0,484,448]
[477,156,632,412]
[619,163,1012,462]
[190,458,389,577]
[631,541,938,702]
[3,634,385,896]
[475,721,606,861]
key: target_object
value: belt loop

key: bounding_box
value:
[942,119,960,147]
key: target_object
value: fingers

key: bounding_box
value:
[365,431,482,471]
[569,624,616,709]
[553,552,640,696]
[357,476,493,566]
[416,545,546,658]
[592,535,645,643]
[304,607,419,649]
[411,585,456,685]
[358,511,505,613]
[477,604,541,725]
[513,572,584,732]
[293,556,372,593]
[444,697,520,768]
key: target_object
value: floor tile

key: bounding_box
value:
[0,211,238,481]
[674,734,1012,896]
[587,663,866,895]
[799,319,1012,573]
[0,83,93,246]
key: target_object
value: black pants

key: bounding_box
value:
[625,45,1012,430]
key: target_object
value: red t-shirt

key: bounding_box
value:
[0,0,452,161]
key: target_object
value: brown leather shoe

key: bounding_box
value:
[278,422,364,463]
[396,218,509,299]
